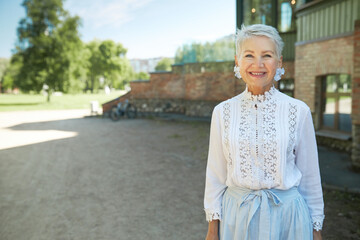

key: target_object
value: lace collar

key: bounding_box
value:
[240,85,278,103]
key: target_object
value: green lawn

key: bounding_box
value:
[0,91,125,112]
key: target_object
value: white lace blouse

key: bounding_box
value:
[204,86,325,231]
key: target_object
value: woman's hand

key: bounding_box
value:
[205,220,219,240]
[313,230,322,240]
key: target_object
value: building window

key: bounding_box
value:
[278,0,296,32]
[321,74,352,132]
[297,0,315,7]
[278,79,294,97]
[244,0,273,26]
[241,0,297,33]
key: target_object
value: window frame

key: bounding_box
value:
[278,78,295,97]
[237,0,297,33]
[320,74,352,132]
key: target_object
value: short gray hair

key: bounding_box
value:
[235,24,284,60]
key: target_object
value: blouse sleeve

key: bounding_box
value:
[295,108,325,231]
[203,105,228,222]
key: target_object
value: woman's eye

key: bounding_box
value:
[245,54,253,58]
[264,54,272,58]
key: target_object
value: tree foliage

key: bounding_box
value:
[0,58,10,80]
[0,58,10,91]
[1,55,22,91]
[134,72,150,80]
[174,36,235,64]
[6,0,134,99]
[155,58,174,71]
[85,39,133,92]
[15,0,84,101]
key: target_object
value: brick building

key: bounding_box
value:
[291,0,359,169]
[103,0,360,168]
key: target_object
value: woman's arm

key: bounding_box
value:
[205,220,219,240]
[204,104,227,222]
[295,108,325,232]
[313,229,322,240]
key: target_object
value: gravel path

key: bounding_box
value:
[1,110,359,240]
[0,110,210,240]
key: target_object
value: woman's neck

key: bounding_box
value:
[247,84,273,96]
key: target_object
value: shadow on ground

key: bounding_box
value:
[0,114,359,239]
[0,116,210,240]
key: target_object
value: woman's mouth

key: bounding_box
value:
[249,72,266,78]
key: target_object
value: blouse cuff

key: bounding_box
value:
[312,215,325,231]
[204,208,222,222]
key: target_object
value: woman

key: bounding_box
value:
[204,24,324,240]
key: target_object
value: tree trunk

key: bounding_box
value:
[91,74,94,93]
[47,89,52,102]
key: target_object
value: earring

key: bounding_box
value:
[234,66,241,79]
[274,67,285,81]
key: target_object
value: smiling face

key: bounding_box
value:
[236,36,282,95]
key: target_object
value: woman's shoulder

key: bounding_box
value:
[213,95,238,112]
[210,97,236,119]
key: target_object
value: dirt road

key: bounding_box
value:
[0,110,210,240]
[1,110,359,240]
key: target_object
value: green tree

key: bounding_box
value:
[174,35,235,64]
[155,58,174,71]
[85,40,102,92]
[1,54,23,91]
[0,58,10,92]
[85,39,132,92]
[0,58,9,81]
[134,72,150,80]
[15,0,84,101]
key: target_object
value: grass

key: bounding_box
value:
[0,90,125,112]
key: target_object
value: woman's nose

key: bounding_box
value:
[255,57,264,67]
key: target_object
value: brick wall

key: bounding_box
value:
[295,35,354,112]
[130,61,241,102]
[130,60,294,102]
[129,72,184,99]
[353,20,360,125]
[352,19,360,169]
[103,60,296,117]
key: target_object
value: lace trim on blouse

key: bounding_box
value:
[288,103,297,156]
[312,215,324,231]
[205,209,222,222]
[223,103,232,166]
[244,85,277,103]
[235,85,280,188]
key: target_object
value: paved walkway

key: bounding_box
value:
[157,113,360,193]
[0,110,359,240]
[318,146,360,193]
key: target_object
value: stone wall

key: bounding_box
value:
[129,98,218,117]
[352,124,360,169]
[316,136,352,153]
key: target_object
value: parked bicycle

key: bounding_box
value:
[110,99,137,121]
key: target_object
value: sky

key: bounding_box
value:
[0,0,236,59]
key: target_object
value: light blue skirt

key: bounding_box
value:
[220,186,313,240]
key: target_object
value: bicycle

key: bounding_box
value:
[110,99,137,121]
